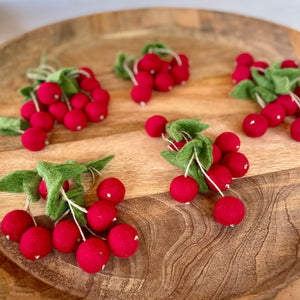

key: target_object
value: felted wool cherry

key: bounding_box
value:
[1,210,33,242]
[215,131,240,153]
[76,237,110,273]
[206,164,232,191]
[21,101,39,121]
[85,102,108,123]
[281,59,298,69]
[108,224,139,258]
[21,127,48,151]
[145,115,168,137]
[212,143,222,164]
[221,152,249,178]
[77,67,95,82]
[154,72,175,92]
[242,113,268,137]
[275,95,298,116]
[30,111,54,132]
[294,86,300,98]
[79,77,101,92]
[52,220,81,253]
[160,61,172,73]
[48,101,69,123]
[20,226,52,260]
[91,88,110,106]
[169,175,199,203]
[39,179,69,200]
[87,200,117,232]
[96,177,125,205]
[232,66,251,84]
[37,82,62,105]
[63,110,88,131]
[169,140,186,151]
[171,54,189,68]
[261,103,286,127]
[214,196,245,226]
[70,93,90,110]
[134,71,154,89]
[235,53,254,67]
[131,85,152,105]
[290,118,300,141]
[170,65,190,85]
[138,53,162,74]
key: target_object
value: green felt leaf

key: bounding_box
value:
[249,86,277,104]
[83,155,115,172]
[23,175,42,202]
[176,140,203,163]
[0,116,30,135]
[141,42,169,56]
[49,198,68,220]
[0,170,38,193]
[230,79,255,99]
[18,86,34,98]
[251,68,275,91]
[67,186,86,226]
[195,134,213,170]
[271,74,290,95]
[114,52,135,79]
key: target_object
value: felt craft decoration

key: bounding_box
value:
[39,179,69,200]
[242,113,268,137]
[90,88,110,106]
[70,92,90,110]
[29,111,54,132]
[21,127,48,151]
[235,52,254,67]
[221,152,250,178]
[170,175,199,203]
[290,118,300,141]
[206,165,232,191]
[275,95,298,116]
[261,103,286,127]
[84,102,108,123]
[145,115,168,137]
[215,131,240,153]
[37,82,62,105]
[212,143,222,164]
[21,100,40,121]
[63,110,88,131]
[48,101,69,123]
[154,72,175,92]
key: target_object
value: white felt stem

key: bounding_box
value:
[150,47,182,66]
[252,67,266,73]
[67,69,91,79]
[161,133,179,151]
[84,225,106,241]
[290,77,300,87]
[122,61,138,86]
[26,72,47,81]
[180,130,193,141]
[29,91,40,112]
[60,188,88,213]
[133,59,139,75]
[54,209,70,226]
[38,64,56,73]
[185,153,195,177]
[61,90,72,111]
[255,93,266,109]
[290,92,300,108]
[24,197,37,227]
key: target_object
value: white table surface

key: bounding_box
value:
[0,0,300,45]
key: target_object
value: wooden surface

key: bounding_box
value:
[0,7,300,299]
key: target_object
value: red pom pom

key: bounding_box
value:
[160,61,172,73]
[134,71,154,89]
[242,113,268,137]
[170,65,190,85]
[221,152,249,178]
[53,220,81,253]
[39,179,69,200]
[70,93,90,110]
[275,95,298,116]
[212,143,222,164]
[145,115,168,137]
[232,66,251,84]
[80,77,101,92]
[48,101,68,123]
[169,140,186,151]
[97,177,125,205]
[154,72,175,92]
[21,101,39,121]
[131,86,152,105]
[170,175,199,203]
[20,226,52,260]
[281,60,298,69]
[171,54,189,68]
[261,103,286,127]
[108,224,139,258]
[84,102,108,123]
[37,82,62,105]
[138,53,162,74]
[215,131,240,153]
[235,53,254,67]
[22,127,48,151]
[78,67,95,82]
[214,196,245,226]
[30,111,54,132]
[87,200,117,232]
[91,88,110,106]
[76,237,110,273]
[290,118,300,141]
[63,110,88,131]
[1,210,33,242]
[206,164,232,191]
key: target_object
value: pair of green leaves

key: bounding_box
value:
[0,116,30,136]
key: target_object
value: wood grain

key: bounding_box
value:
[0,7,300,299]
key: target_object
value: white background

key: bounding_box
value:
[0,0,300,45]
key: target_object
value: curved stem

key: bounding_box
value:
[122,61,138,86]
[184,153,195,177]
[26,73,47,81]
[60,188,88,213]
[54,209,70,226]
[38,64,56,73]
[254,93,266,109]
[24,197,37,226]
[180,130,193,141]
[61,90,72,111]
[290,77,300,87]
[67,69,91,79]
[161,133,179,151]
[84,225,106,241]
[252,67,266,73]
[149,47,182,66]
[290,92,300,108]
[89,166,103,177]
[133,59,139,75]
[29,91,40,112]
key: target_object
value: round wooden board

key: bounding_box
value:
[0,7,300,299]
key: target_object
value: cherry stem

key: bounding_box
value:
[9,129,24,134]
[254,93,266,109]
[67,69,91,79]
[252,67,266,73]
[290,92,300,108]
[29,91,40,112]
[61,90,72,111]
[24,197,37,226]
[85,167,103,195]
[149,47,182,66]
[84,225,106,241]
[194,148,225,197]
[122,61,138,86]
[26,72,47,82]
[133,59,139,75]
[60,188,88,213]
[54,209,70,226]
[290,77,300,87]
[161,133,180,151]
[80,89,94,101]
[184,152,195,177]
[38,64,56,73]
[180,130,193,141]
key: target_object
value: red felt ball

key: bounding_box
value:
[212,143,222,164]
[261,103,286,127]
[171,54,189,68]
[275,95,298,116]
[242,113,268,137]
[48,101,69,123]
[294,86,300,98]
[206,164,232,191]
[108,224,139,258]
[21,101,40,121]
[138,53,162,74]
[87,200,117,232]
[91,88,110,106]
[134,71,154,89]
[221,152,249,178]
[169,140,186,151]
[96,177,125,205]
[154,72,175,92]
[281,60,298,69]
[131,85,152,105]
[170,65,190,85]
[232,66,251,84]
[78,67,95,82]
[170,175,199,203]
[80,77,101,92]
[76,237,110,273]
[84,101,108,123]
[1,210,33,242]
[30,111,54,132]
[63,110,88,131]
[145,115,168,137]
[21,127,48,151]
[70,93,90,110]
[290,118,300,141]
[52,220,81,253]
[251,61,269,74]
[235,53,254,67]
[39,179,69,200]
[20,226,52,260]
[214,196,245,226]
[160,61,172,73]
[37,82,62,105]
[215,131,240,153]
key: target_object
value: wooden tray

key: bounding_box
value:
[0,7,300,299]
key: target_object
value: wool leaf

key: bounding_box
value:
[0,116,30,136]
[230,79,255,99]
[23,175,42,202]
[271,74,291,95]
[114,52,135,79]
[49,198,68,220]
[250,68,275,91]
[83,155,115,172]
[195,134,213,170]
[18,86,34,98]
[141,42,169,56]
[67,185,87,226]
[249,86,277,103]
[176,140,203,163]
